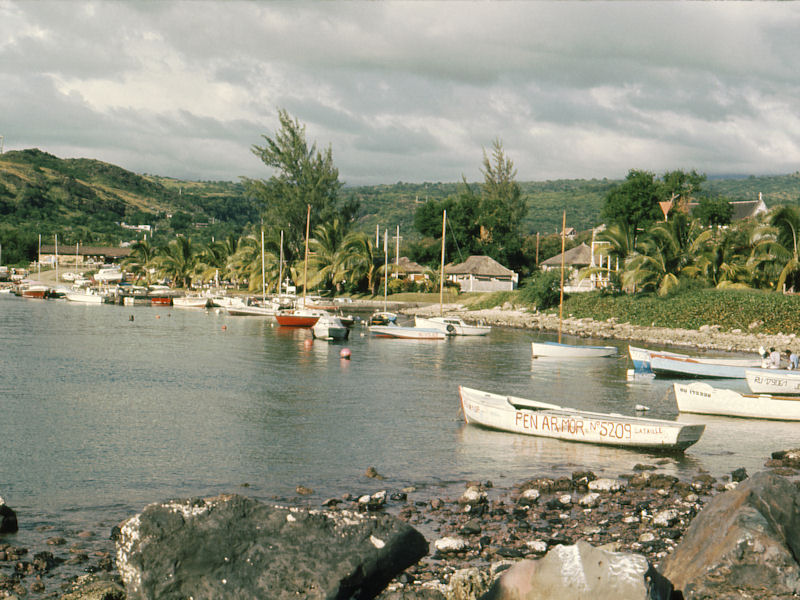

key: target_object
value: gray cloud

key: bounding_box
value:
[1,1,799,185]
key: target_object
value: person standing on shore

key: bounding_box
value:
[788,350,799,370]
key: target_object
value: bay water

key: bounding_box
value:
[2,295,797,562]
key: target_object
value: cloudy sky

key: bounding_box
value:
[2,2,799,186]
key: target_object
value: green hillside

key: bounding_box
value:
[2,148,800,255]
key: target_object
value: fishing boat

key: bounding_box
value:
[311,314,349,340]
[172,295,210,309]
[65,288,105,304]
[369,322,446,340]
[414,315,491,336]
[630,345,761,376]
[19,283,50,299]
[745,369,800,395]
[459,386,704,451]
[649,352,762,379]
[674,381,800,421]
[532,341,617,358]
[531,211,614,358]
[369,311,397,326]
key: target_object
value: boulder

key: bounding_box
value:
[479,540,673,599]
[0,496,17,534]
[115,493,427,600]
[660,470,800,598]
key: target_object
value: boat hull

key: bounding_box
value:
[369,325,446,339]
[275,309,326,327]
[414,316,490,336]
[312,316,349,340]
[531,341,617,358]
[459,386,703,450]
[173,297,210,309]
[650,353,761,379]
[674,381,800,421]
[746,369,800,395]
[65,292,104,304]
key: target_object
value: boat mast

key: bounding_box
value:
[383,228,388,313]
[278,230,284,296]
[303,204,311,309]
[439,209,446,317]
[260,229,266,306]
[558,210,566,344]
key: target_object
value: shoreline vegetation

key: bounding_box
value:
[399,287,800,356]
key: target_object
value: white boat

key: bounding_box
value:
[674,381,800,421]
[532,341,617,358]
[94,268,124,283]
[459,386,704,451]
[312,315,349,340]
[746,369,800,395]
[414,315,491,336]
[226,297,275,317]
[173,296,210,309]
[65,288,105,304]
[650,352,763,379]
[369,322,446,340]
[628,345,686,372]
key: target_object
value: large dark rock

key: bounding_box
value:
[115,493,428,600]
[479,540,673,599]
[660,470,800,598]
[0,497,17,534]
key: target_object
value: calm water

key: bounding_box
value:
[2,295,798,546]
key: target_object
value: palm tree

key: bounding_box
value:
[578,222,635,290]
[751,206,800,292]
[691,226,752,289]
[122,239,157,284]
[339,231,384,294]
[152,237,197,288]
[622,215,706,296]
[308,218,349,294]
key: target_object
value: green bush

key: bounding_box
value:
[518,270,562,310]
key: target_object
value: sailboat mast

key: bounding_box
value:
[260,229,266,305]
[303,204,311,308]
[558,210,566,344]
[439,209,446,317]
[383,229,388,312]
[278,230,284,296]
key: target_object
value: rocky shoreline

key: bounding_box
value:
[403,302,798,355]
[4,449,800,599]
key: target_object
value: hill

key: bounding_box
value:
[2,148,800,251]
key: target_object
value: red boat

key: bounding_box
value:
[274,308,326,327]
[150,296,173,306]
[20,284,50,299]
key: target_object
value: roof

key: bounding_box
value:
[397,256,426,274]
[40,245,132,258]
[445,255,515,277]
[540,242,593,267]
[686,196,768,222]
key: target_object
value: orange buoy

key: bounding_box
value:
[340,348,351,360]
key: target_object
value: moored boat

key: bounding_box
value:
[65,288,105,304]
[20,283,50,299]
[746,369,800,395]
[650,352,762,379]
[275,307,326,327]
[173,296,210,309]
[532,341,617,358]
[674,381,800,421]
[459,386,704,451]
[368,311,397,326]
[414,315,491,336]
[369,322,446,340]
[312,315,349,340]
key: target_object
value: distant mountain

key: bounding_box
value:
[2,148,799,247]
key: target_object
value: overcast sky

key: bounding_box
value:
[2,2,799,186]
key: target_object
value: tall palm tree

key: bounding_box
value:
[122,239,157,284]
[340,231,384,295]
[751,206,800,292]
[153,237,197,289]
[308,218,349,294]
[622,215,705,296]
